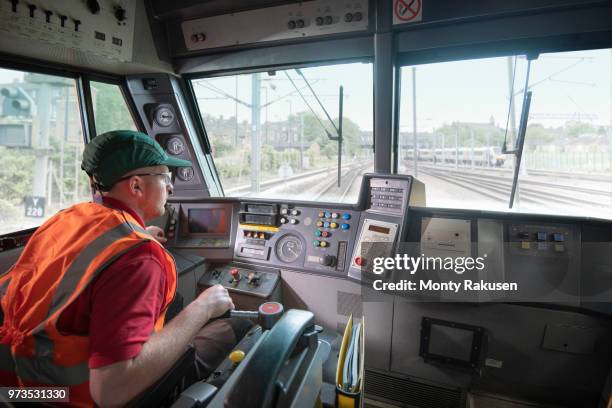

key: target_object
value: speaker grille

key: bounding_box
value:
[337,291,362,317]
[365,370,463,408]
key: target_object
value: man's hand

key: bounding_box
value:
[145,225,167,243]
[90,284,234,407]
[194,284,234,321]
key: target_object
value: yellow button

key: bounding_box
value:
[554,244,565,252]
[316,221,323,227]
[229,350,245,364]
[330,222,338,229]
[521,241,530,250]
[320,241,327,248]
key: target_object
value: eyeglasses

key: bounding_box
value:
[117,172,173,186]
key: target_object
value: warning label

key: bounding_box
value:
[393,0,423,24]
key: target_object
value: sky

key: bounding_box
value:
[3,48,611,134]
[192,48,612,133]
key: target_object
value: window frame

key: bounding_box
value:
[393,32,612,175]
[0,56,136,237]
[84,75,145,138]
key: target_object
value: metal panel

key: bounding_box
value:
[372,0,394,174]
[279,269,393,371]
[391,300,612,406]
[180,0,369,52]
[396,2,612,61]
[175,36,373,75]
[541,323,599,355]
[0,0,171,75]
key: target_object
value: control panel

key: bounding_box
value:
[182,0,369,51]
[0,0,136,62]
[350,219,399,271]
[348,175,425,281]
[161,174,423,279]
[508,223,572,257]
[199,265,279,299]
[234,203,360,275]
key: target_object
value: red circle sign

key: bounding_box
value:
[394,0,421,22]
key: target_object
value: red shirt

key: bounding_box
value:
[57,197,170,369]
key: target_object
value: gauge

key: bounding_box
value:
[275,234,303,264]
[177,167,194,181]
[154,106,175,127]
[166,136,185,155]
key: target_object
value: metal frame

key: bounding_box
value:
[182,57,376,196]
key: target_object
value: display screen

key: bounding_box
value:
[188,208,228,234]
[368,225,390,234]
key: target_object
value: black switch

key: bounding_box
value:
[87,0,100,14]
[10,0,18,13]
[59,15,67,27]
[27,3,35,18]
[114,6,126,22]
[44,10,52,23]
[74,19,81,31]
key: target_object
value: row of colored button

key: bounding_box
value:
[318,211,351,220]
[245,231,266,239]
[520,242,565,252]
[316,221,350,230]
[314,230,331,238]
[518,232,565,242]
[313,240,328,248]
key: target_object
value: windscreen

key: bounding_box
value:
[191,62,374,203]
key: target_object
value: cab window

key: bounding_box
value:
[398,49,612,219]
[191,62,374,203]
[91,81,137,135]
[0,68,87,234]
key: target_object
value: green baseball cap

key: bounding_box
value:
[82,130,192,191]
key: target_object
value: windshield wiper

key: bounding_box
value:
[502,56,536,208]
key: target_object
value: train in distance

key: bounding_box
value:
[404,146,506,167]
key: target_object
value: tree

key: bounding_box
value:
[92,83,136,134]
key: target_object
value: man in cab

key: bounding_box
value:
[0,130,247,407]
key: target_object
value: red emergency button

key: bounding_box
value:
[260,302,282,314]
[355,256,363,266]
[230,267,240,279]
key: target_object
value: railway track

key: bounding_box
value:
[314,162,372,201]
[419,165,611,208]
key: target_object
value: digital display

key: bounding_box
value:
[188,208,228,234]
[368,225,390,234]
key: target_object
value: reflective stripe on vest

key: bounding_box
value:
[0,202,177,406]
[0,343,88,385]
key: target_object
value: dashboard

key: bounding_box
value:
[161,174,426,279]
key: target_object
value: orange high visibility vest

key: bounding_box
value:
[0,202,177,407]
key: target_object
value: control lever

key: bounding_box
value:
[218,302,284,330]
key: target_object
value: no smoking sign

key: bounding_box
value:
[393,0,423,24]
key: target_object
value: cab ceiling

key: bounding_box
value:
[148,0,302,21]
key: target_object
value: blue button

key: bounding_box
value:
[342,213,351,220]
[341,223,350,230]
[537,232,547,242]
[553,233,565,242]
[323,221,330,228]
[324,211,332,218]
